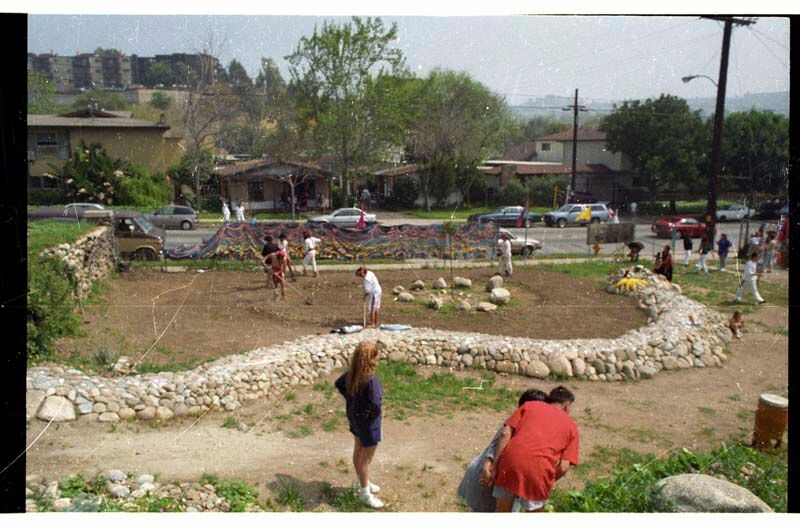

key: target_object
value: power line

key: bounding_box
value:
[748,30,788,69]
[748,26,789,50]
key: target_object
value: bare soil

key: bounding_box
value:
[56,267,645,367]
[30,304,788,512]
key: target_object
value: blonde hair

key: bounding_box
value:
[345,342,380,396]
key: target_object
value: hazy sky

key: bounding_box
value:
[27,15,790,104]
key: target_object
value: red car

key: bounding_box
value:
[651,216,707,238]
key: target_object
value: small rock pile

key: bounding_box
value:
[39,226,116,300]
[26,266,731,426]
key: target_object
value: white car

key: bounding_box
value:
[309,208,377,228]
[717,204,755,222]
[64,203,106,216]
[498,229,542,256]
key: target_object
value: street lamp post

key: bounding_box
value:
[681,74,718,87]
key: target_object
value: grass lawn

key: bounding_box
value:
[27,220,97,258]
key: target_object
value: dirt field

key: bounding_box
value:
[56,267,646,368]
[27,305,788,511]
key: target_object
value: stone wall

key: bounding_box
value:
[26,266,732,425]
[39,226,116,300]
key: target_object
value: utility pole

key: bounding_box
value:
[700,16,756,244]
[563,89,588,204]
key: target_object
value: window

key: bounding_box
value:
[175,207,194,215]
[155,206,173,215]
[569,207,582,214]
[541,143,551,152]
[590,204,605,212]
[33,131,69,160]
[247,181,264,202]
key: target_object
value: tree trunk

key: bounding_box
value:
[289,181,296,221]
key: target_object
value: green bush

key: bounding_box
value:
[387,177,419,208]
[527,175,569,207]
[150,91,171,110]
[27,257,80,360]
[28,188,66,205]
[330,183,347,209]
[115,166,172,209]
[496,180,527,206]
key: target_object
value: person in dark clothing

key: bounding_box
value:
[654,245,673,282]
[682,234,693,266]
[717,233,732,272]
[626,241,645,262]
[261,235,279,264]
[335,342,385,508]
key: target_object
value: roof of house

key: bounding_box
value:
[28,114,170,130]
[479,163,613,176]
[502,141,537,161]
[538,127,607,142]
[215,158,329,178]
[373,164,418,177]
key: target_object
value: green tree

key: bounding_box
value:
[601,94,706,202]
[144,61,176,87]
[227,59,252,90]
[255,58,288,121]
[94,47,122,57]
[720,109,789,195]
[406,69,516,210]
[28,72,60,114]
[73,89,131,112]
[285,17,406,193]
[522,116,568,141]
[150,91,171,110]
[167,149,216,208]
[58,141,127,204]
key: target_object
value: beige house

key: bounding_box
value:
[27,109,183,188]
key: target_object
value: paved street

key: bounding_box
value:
[166,219,757,257]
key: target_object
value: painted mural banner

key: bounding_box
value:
[587,222,636,245]
[165,221,499,261]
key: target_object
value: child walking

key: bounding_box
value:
[335,342,385,508]
[734,252,766,305]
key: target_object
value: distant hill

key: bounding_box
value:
[510,91,789,121]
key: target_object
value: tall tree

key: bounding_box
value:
[226,59,252,90]
[28,72,60,114]
[720,109,789,195]
[255,58,288,121]
[522,116,569,141]
[285,16,406,193]
[144,61,176,87]
[601,94,706,202]
[406,69,516,210]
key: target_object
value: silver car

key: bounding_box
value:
[63,203,106,217]
[147,205,197,230]
[498,229,542,256]
[309,208,377,228]
[716,204,755,222]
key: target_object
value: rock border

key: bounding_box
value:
[27,266,731,425]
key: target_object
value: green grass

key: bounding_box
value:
[375,360,518,420]
[274,478,306,511]
[200,473,260,512]
[550,442,787,512]
[321,483,369,512]
[27,220,97,258]
[135,357,203,373]
[222,416,240,429]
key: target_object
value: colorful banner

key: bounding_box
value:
[165,222,499,261]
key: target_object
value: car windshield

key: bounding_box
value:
[134,216,156,233]
[557,205,572,212]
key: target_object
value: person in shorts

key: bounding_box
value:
[357,265,382,328]
[335,342,385,508]
[278,232,297,281]
[489,386,579,512]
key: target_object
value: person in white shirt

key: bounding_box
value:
[234,201,246,222]
[497,233,513,277]
[629,201,637,218]
[222,200,231,223]
[734,251,766,305]
[278,231,297,281]
[302,230,322,277]
[357,266,382,328]
[610,208,620,224]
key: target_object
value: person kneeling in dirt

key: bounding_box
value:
[357,265,382,328]
[335,342,385,508]
[729,311,745,339]
[489,386,580,512]
[457,388,548,512]
[627,241,644,262]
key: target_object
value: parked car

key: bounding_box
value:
[308,208,377,228]
[28,204,105,221]
[497,228,542,256]
[468,206,542,228]
[64,203,106,216]
[543,203,610,227]
[112,211,165,260]
[755,200,788,221]
[716,204,754,222]
[146,205,197,230]
[650,216,707,238]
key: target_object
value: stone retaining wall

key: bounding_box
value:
[39,226,116,300]
[26,266,732,425]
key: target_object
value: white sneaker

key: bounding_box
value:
[354,480,380,493]
[359,488,384,508]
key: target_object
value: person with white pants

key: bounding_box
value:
[682,234,693,266]
[222,200,231,223]
[302,230,321,277]
[496,233,513,277]
[735,252,766,305]
[357,266,382,328]
[695,236,711,274]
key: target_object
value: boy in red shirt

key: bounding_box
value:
[490,386,579,512]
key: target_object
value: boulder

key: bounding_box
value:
[453,277,472,288]
[433,277,447,289]
[113,357,132,375]
[427,295,443,310]
[397,292,415,302]
[26,390,46,422]
[490,288,511,305]
[525,360,550,379]
[653,474,773,512]
[486,275,503,292]
[495,361,516,374]
[548,356,573,377]
[98,412,120,423]
[410,280,425,291]
[572,358,586,376]
[36,396,76,422]
[457,300,472,311]
[476,302,497,312]
[392,285,405,295]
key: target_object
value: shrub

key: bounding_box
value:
[59,141,127,205]
[115,166,172,209]
[330,183,347,209]
[150,91,171,110]
[27,256,80,360]
[28,188,66,205]
[496,180,527,206]
[527,174,569,207]
[388,177,420,208]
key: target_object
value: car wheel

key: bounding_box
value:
[133,248,157,261]
[181,220,193,230]
[591,217,601,224]
[524,220,531,228]
[522,246,533,257]
[557,218,567,228]
[719,216,726,222]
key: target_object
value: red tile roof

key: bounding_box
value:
[538,127,607,142]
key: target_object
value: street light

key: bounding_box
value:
[682,74,718,87]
